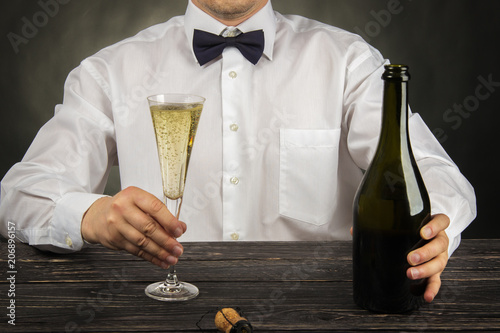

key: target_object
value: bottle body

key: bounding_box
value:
[352,65,431,313]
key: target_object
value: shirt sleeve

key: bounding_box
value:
[343,42,477,257]
[0,61,117,253]
[409,114,477,256]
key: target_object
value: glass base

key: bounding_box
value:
[145,281,199,302]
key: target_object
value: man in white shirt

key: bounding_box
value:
[0,0,476,304]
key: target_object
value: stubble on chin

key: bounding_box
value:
[193,0,266,23]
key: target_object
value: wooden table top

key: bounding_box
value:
[1,239,499,332]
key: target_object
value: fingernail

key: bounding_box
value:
[410,252,421,265]
[410,268,420,279]
[166,256,178,265]
[172,245,183,257]
[161,262,170,269]
[422,227,432,239]
[174,227,183,238]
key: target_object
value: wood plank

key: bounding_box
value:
[5,252,500,284]
[4,258,347,283]
[3,240,498,284]
[6,280,500,332]
[6,240,350,261]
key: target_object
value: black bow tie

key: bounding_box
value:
[193,29,265,66]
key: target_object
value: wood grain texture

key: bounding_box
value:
[0,239,498,332]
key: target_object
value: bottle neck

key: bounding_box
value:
[378,80,410,151]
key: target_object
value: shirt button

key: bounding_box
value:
[65,235,73,247]
[231,232,240,241]
[230,177,240,185]
[229,124,239,132]
[229,71,237,79]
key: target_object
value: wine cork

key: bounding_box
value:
[215,308,252,333]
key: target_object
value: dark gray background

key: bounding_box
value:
[1,0,498,238]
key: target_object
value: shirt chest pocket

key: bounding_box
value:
[279,128,341,226]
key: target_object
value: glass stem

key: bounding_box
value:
[175,196,183,220]
[166,266,180,287]
[164,196,183,288]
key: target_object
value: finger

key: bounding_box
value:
[104,214,180,268]
[120,203,184,258]
[180,221,188,234]
[407,251,448,281]
[424,273,442,303]
[130,188,185,238]
[118,221,182,266]
[121,240,173,269]
[408,230,449,266]
[420,214,450,240]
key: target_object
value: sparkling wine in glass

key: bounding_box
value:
[144,93,205,301]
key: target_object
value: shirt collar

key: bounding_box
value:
[184,0,276,63]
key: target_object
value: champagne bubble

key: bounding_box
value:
[150,105,203,199]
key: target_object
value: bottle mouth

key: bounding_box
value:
[382,64,411,81]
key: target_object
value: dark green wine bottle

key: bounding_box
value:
[352,64,431,313]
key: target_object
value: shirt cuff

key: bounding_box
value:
[52,192,108,252]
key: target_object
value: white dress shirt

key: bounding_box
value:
[0,0,476,255]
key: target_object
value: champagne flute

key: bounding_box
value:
[144,93,205,301]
